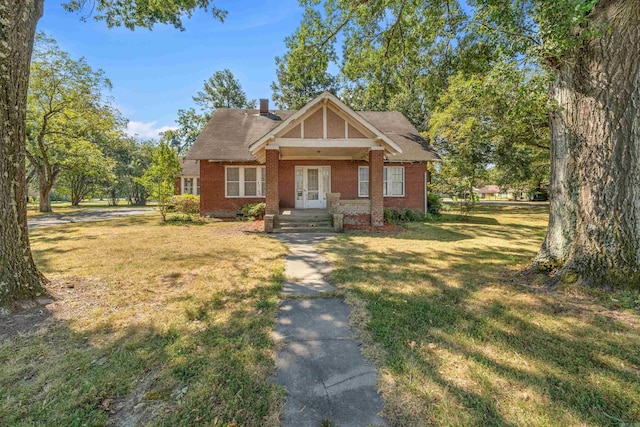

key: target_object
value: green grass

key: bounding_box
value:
[321,205,640,426]
[0,217,285,426]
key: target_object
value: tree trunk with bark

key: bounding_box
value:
[37,172,53,213]
[534,0,640,289]
[0,0,47,307]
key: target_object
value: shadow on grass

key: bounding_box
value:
[0,272,285,426]
[160,216,208,226]
[322,233,640,426]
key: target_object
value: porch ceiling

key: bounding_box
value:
[278,146,371,161]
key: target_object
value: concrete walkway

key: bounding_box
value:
[28,208,153,229]
[272,234,385,427]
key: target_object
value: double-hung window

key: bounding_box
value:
[226,166,266,197]
[358,166,369,197]
[384,166,405,197]
[183,177,200,195]
[184,178,194,194]
[357,166,405,197]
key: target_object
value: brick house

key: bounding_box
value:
[185,91,440,231]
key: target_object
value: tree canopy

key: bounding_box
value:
[192,69,256,116]
[429,61,551,201]
[62,0,226,30]
[164,69,253,155]
[271,8,339,109]
[26,33,124,212]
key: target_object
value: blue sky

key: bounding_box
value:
[38,0,305,139]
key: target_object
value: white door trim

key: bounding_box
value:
[294,166,331,209]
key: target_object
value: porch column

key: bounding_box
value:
[265,147,280,215]
[369,147,384,226]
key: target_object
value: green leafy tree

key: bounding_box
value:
[166,69,252,155]
[0,0,225,306]
[57,140,116,206]
[271,8,339,109]
[429,73,494,212]
[136,141,181,221]
[26,33,120,212]
[193,69,256,116]
[105,138,155,206]
[160,108,208,155]
[431,61,551,201]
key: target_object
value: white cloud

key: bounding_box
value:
[125,121,177,140]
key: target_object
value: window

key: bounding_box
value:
[358,166,369,197]
[244,167,257,196]
[225,166,266,198]
[183,178,193,194]
[226,167,240,197]
[384,166,405,197]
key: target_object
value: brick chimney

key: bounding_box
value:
[259,99,269,115]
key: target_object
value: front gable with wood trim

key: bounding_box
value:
[250,92,402,163]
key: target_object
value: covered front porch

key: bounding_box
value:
[248,91,405,232]
[262,147,386,232]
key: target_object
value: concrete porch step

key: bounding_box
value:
[278,221,333,228]
[272,226,335,233]
[277,215,332,222]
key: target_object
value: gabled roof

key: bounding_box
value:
[186,94,440,163]
[249,91,402,156]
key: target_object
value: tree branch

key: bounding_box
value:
[480,22,541,46]
[384,0,407,60]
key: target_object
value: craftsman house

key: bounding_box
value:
[185,91,440,231]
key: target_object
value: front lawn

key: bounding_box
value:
[0,217,285,426]
[321,205,640,426]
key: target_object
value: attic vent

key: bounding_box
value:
[259,99,269,115]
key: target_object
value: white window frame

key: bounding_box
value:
[225,166,266,198]
[358,166,369,197]
[384,166,405,197]
[182,176,200,195]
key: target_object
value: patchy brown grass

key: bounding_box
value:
[0,216,285,426]
[322,205,640,426]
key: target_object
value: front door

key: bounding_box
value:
[295,166,331,209]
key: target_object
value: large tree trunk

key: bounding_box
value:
[534,0,640,289]
[38,174,52,213]
[39,186,52,212]
[0,0,47,307]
